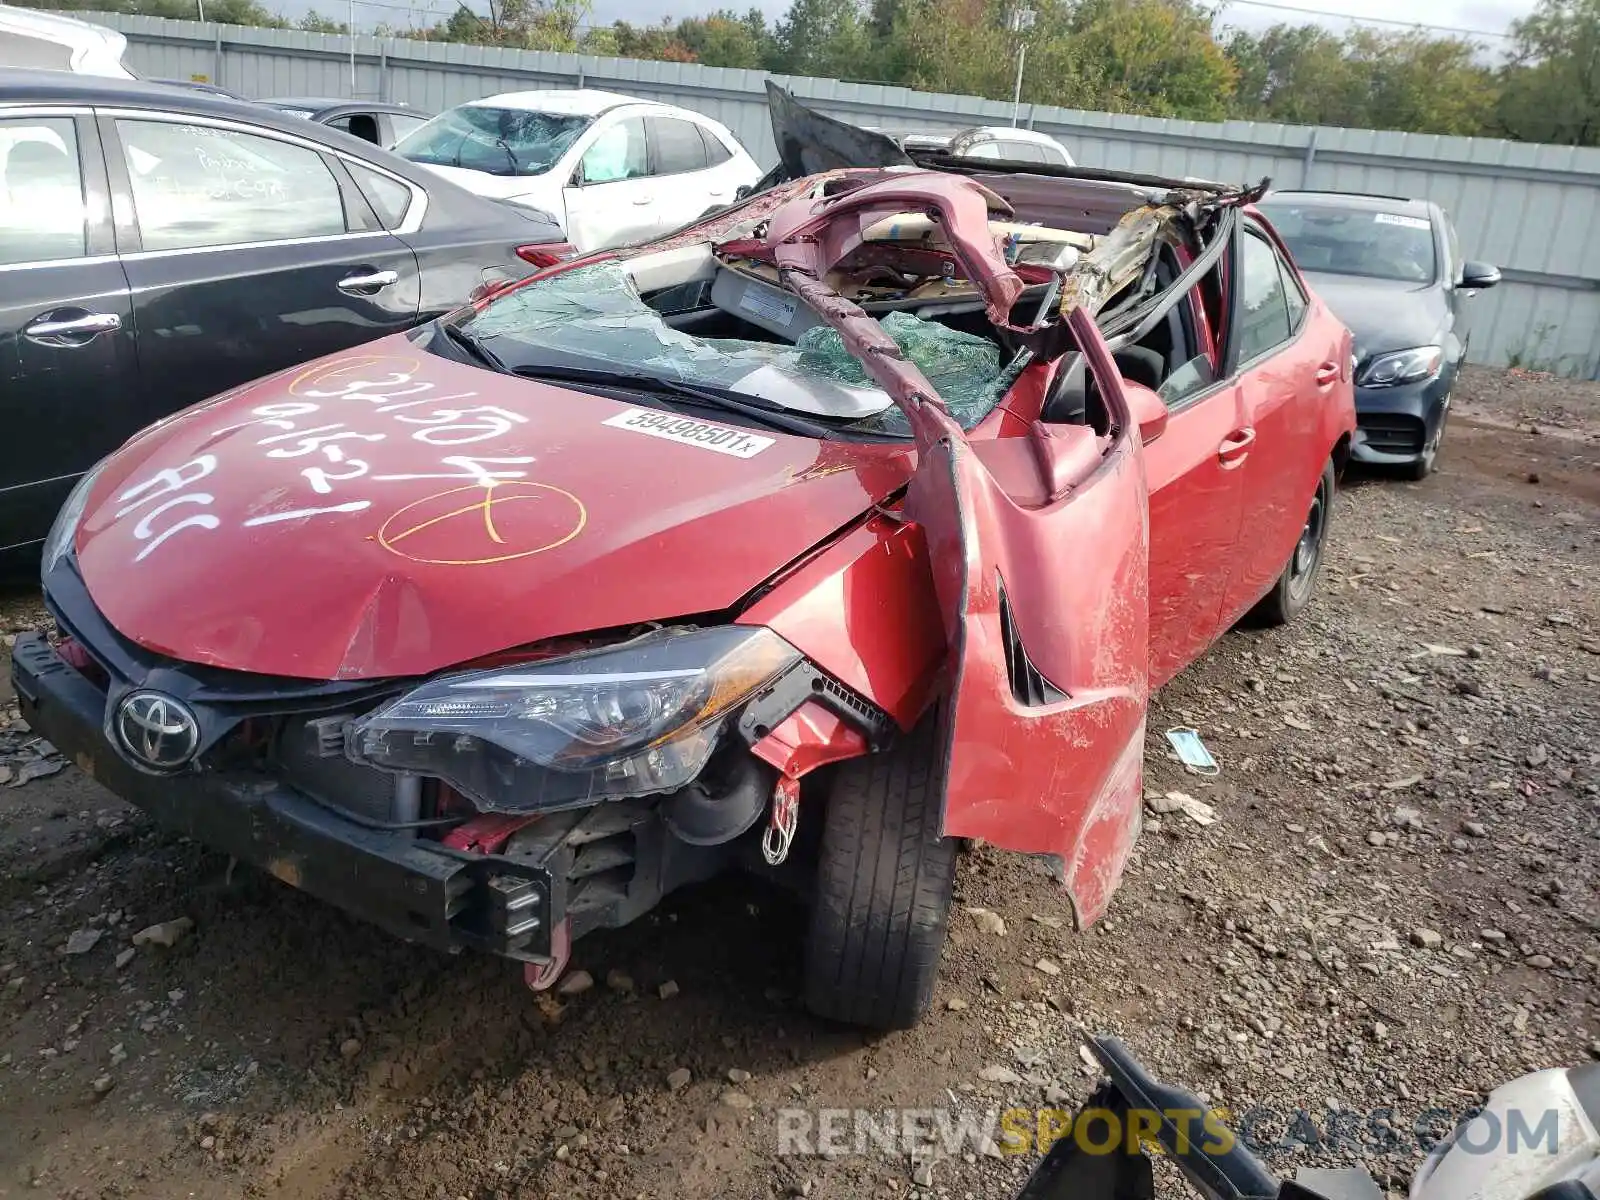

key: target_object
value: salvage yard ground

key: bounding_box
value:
[0,365,1595,1200]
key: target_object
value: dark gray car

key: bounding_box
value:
[1257,190,1500,479]
[0,69,567,554]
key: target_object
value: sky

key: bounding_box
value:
[335,0,1539,51]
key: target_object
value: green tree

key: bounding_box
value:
[1065,0,1237,119]
[772,0,875,79]
[297,10,349,33]
[675,9,776,69]
[1497,0,1600,145]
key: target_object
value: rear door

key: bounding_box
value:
[106,111,421,419]
[1220,221,1331,622]
[644,114,731,232]
[0,109,137,550]
[911,312,1150,928]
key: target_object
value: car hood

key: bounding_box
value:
[72,335,913,681]
[1300,271,1448,359]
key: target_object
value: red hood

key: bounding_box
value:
[75,337,912,680]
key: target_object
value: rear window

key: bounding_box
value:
[394,105,591,178]
[0,31,74,71]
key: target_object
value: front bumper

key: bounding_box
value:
[10,633,558,962]
[1349,370,1452,465]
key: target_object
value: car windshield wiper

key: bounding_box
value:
[439,321,509,372]
[506,362,838,439]
[495,137,520,173]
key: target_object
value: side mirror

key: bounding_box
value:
[569,163,586,188]
[1460,261,1500,291]
[1123,380,1168,445]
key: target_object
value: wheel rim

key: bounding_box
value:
[1290,486,1326,586]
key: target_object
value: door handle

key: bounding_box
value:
[631,195,654,205]
[337,269,400,294]
[1217,427,1256,466]
[1314,360,1341,387]
[24,310,122,347]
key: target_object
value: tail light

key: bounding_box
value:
[516,242,578,268]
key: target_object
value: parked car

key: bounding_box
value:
[393,89,762,252]
[881,124,1076,166]
[0,68,570,554]
[0,5,132,77]
[1256,190,1499,479]
[17,89,1354,1031]
[259,96,433,149]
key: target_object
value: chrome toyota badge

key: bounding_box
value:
[114,691,200,771]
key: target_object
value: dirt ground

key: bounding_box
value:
[1,365,1596,1200]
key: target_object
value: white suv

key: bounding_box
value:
[396,89,762,253]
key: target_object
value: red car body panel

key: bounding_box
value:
[73,346,912,679]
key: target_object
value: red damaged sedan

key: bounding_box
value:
[14,94,1354,1029]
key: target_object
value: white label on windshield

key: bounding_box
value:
[738,281,797,327]
[1374,213,1430,230]
[602,409,775,458]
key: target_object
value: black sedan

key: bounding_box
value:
[259,97,432,148]
[1256,190,1500,479]
[0,69,569,555]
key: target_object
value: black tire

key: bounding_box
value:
[1400,403,1448,481]
[803,712,957,1030]
[1251,457,1336,627]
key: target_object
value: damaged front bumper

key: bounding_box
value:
[10,632,559,963]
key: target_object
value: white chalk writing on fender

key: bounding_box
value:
[109,359,538,562]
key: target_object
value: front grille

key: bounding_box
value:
[1000,584,1066,707]
[1359,413,1425,455]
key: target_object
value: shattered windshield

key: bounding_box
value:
[1258,202,1436,284]
[395,106,591,177]
[458,262,1011,438]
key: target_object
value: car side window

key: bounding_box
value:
[0,116,88,266]
[1443,213,1462,284]
[579,117,647,184]
[388,113,428,145]
[347,161,412,229]
[1236,230,1293,364]
[1278,256,1307,331]
[647,117,708,176]
[698,124,732,166]
[117,120,346,251]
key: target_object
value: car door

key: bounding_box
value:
[911,310,1151,928]
[0,110,137,551]
[1220,220,1337,623]
[1138,247,1249,688]
[644,114,728,232]
[106,111,421,422]
[559,115,654,252]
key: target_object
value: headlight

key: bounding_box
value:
[347,626,799,812]
[41,461,105,583]
[1357,345,1442,387]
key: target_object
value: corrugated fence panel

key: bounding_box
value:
[55,11,1600,376]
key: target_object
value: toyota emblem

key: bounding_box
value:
[114,691,200,771]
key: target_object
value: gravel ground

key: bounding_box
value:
[0,365,1596,1200]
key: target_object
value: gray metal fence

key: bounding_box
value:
[49,12,1600,377]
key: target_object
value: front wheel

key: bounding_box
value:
[803,712,956,1030]
[1251,457,1335,627]
[1401,402,1448,481]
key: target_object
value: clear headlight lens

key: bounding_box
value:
[347,626,799,812]
[40,461,105,583]
[1357,345,1442,387]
